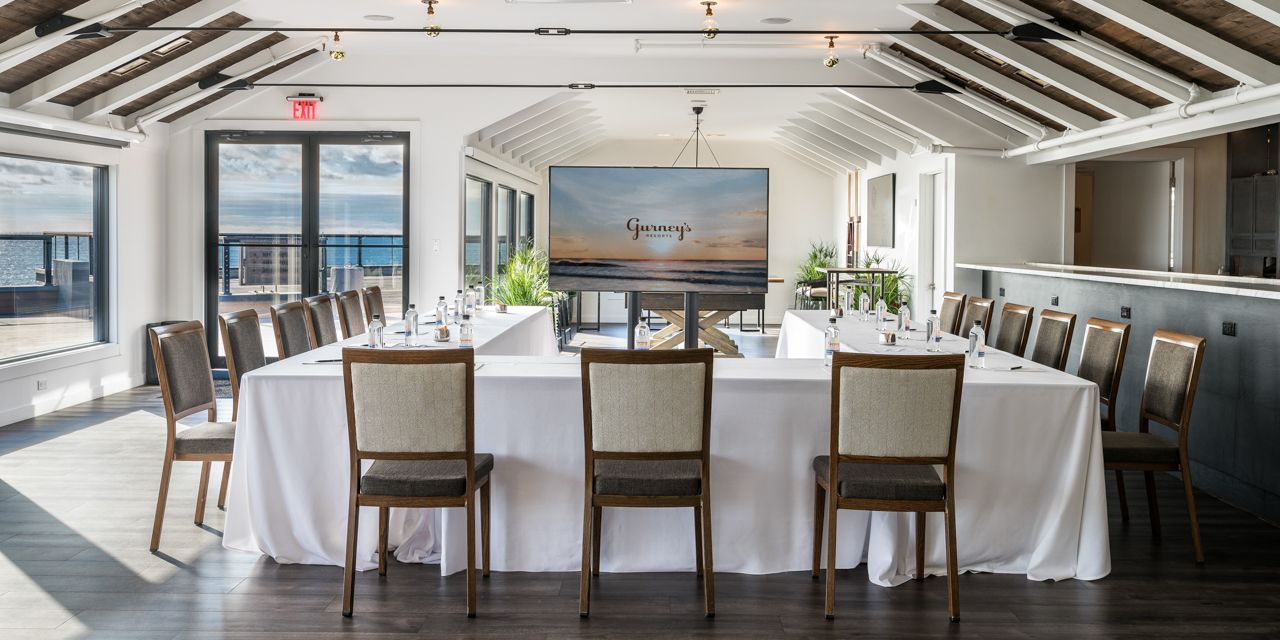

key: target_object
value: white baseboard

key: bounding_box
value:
[0,375,146,428]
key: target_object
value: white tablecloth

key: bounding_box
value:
[222,306,559,570]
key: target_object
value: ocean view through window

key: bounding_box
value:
[0,154,107,362]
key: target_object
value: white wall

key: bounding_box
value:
[558,139,835,325]
[0,130,169,426]
[1086,161,1174,271]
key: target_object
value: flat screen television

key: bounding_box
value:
[547,166,769,293]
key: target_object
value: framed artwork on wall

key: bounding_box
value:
[867,173,895,248]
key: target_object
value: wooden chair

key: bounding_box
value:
[216,309,266,509]
[340,347,491,617]
[959,297,994,337]
[939,291,967,335]
[1029,310,1076,371]
[993,303,1034,357]
[270,300,312,359]
[1077,318,1131,519]
[578,347,716,618]
[814,353,966,621]
[362,286,385,325]
[1102,330,1207,563]
[148,321,235,552]
[304,294,340,348]
[336,290,366,339]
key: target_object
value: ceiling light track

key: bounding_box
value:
[254,82,956,91]
[88,26,1017,37]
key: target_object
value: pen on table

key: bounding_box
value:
[304,359,343,364]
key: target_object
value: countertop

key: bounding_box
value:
[958,262,1280,301]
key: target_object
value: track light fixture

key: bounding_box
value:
[329,32,345,60]
[1004,22,1072,43]
[423,0,440,37]
[701,2,719,39]
[912,80,960,95]
[823,36,839,68]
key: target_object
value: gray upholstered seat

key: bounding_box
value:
[1101,430,1180,465]
[812,455,946,502]
[1030,314,1073,369]
[174,422,236,455]
[360,454,494,498]
[594,459,701,496]
[939,293,965,335]
[306,296,339,347]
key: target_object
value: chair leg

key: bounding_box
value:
[217,461,231,510]
[377,507,389,577]
[1144,471,1162,537]
[700,497,715,618]
[694,506,704,577]
[915,512,926,581]
[824,492,838,619]
[579,496,593,618]
[480,482,491,577]
[591,506,602,576]
[466,493,477,618]
[945,504,960,622]
[812,481,826,579]
[149,455,174,552]
[1180,460,1205,564]
[194,461,211,525]
[1115,470,1130,521]
[341,500,360,617]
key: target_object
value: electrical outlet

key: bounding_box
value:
[1121,306,1131,319]
[433,239,440,252]
[36,379,47,391]
[1223,321,1237,337]
[999,287,1005,297]
[1050,296,1059,306]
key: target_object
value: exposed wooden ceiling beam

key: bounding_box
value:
[488,100,589,147]
[73,22,278,122]
[0,0,144,73]
[164,45,325,131]
[787,118,881,165]
[477,92,577,143]
[1072,0,1280,87]
[515,122,602,162]
[774,129,863,172]
[526,131,606,167]
[499,106,594,152]
[770,141,842,177]
[9,0,243,110]
[522,128,603,165]
[778,126,868,169]
[800,106,901,160]
[540,138,608,169]
[886,34,1098,131]
[817,93,921,152]
[504,116,600,159]
[899,3,1149,119]
[770,136,848,176]
[1224,0,1280,28]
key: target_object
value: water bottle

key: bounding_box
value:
[899,310,910,335]
[404,304,418,347]
[635,319,651,350]
[475,283,486,311]
[926,309,942,353]
[859,291,871,321]
[436,296,448,329]
[968,320,986,369]
[453,289,464,324]
[825,317,841,366]
[368,314,384,349]
[465,286,476,316]
[459,314,474,348]
[875,296,888,331]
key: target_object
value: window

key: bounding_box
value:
[518,191,535,249]
[0,154,108,363]
[464,177,491,287]
[496,185,516,274]
[206,132,409,362]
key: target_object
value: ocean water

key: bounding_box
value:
[0,237,90,286]
[219,237,403,269]
[549,259,768,293]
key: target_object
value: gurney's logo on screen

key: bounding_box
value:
[627,218,692,241]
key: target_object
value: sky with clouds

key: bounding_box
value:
[218,144,404,236]
[549,167,768,261]
[0,155,95,234]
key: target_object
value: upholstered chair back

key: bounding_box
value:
[1029,310,1076,371]
[337,290,365,339]
[939,292,966,335]
[348,360,469,453]
[836,364,958,458]
[1141,331,1205,429]
[1078,319,1131,405]
[151,321,216,419]
[305,295,339,347]
[588,362,706,453]
[994,303,1033,356]
[362,286,385,325]
[220,310,266,387]
[271,301,312,359]
[959,298,994,336]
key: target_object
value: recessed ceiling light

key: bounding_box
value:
[1015,69,1049,87]
[973,49,1007,66]
[977,86,1010,102]
[151,37,191,56]
[110,58,149,76]
[363,14,394,21]
[942,67,972,84]
[760,17,792,25]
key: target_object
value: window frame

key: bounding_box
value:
[463,175,493,288]
[518,191,535,249]
[0,151,110,366]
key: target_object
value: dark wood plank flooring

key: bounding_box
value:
[0,387,1278,638]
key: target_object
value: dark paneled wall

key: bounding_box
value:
[980,269,1280,523]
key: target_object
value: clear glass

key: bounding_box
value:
[368,314,384,348]
[319,144,404,322]
[875,296,888,331]
[859,291,871,321]
[635,320,651,350]
[436,296,448,328]
[926,310,942,352]
[464,178,490,288]
[216,144,303,360]
[968,321,986,368]
[453,289,464,325]
[0,154,104,362]
[496,186,515,275]
[518,192,535,247]
[465,286,476,315]
[475,282,486,309]
[404,304,418,347]
[825,319,841,366]
[459,315,474,348]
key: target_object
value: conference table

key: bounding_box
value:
[223,305,1111,588]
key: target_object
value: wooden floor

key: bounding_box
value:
[1,389,1278,639]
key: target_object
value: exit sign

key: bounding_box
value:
[292,100,317,120]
